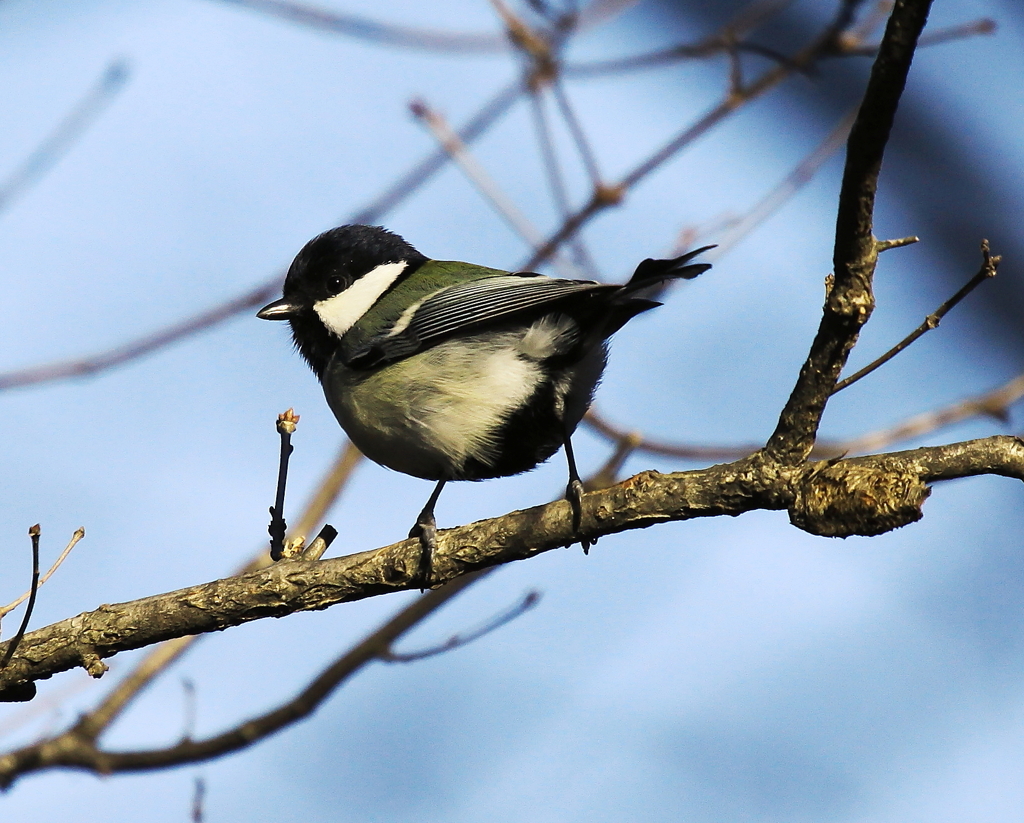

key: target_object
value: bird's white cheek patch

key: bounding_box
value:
[313,260,408,338]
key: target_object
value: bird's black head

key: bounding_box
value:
[258,225,427,377]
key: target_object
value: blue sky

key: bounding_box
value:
[1,2,1023,821]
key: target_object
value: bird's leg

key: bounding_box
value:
[409,478,447,588]
[563,431,592,554]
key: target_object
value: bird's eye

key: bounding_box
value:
[327,274,348,292]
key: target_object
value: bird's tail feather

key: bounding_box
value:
[625,244,715,291]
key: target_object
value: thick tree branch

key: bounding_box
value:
[0,570,491,783]
[765,0,933,463]
[2,434,1021,703]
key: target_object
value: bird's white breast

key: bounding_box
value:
[325,314,580,478]
[313,260,408,338]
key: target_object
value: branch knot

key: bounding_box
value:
[789,461,930,537]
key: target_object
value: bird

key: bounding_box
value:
[258,224,712,585]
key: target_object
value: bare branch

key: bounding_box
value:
[833,239,1000,393]
[527,91,601,276]
[550,80,602,187]
[351,81,524,225]
[2,431,1022,707]
[383,588,540,663]
[213,0,508,53]
[520,1,876,271]
[0,281,280,392]
[181,679,197,741]
[583,429,643,490]
[586,369,1024,462]
[830,374,1024,455]
[708,107,858,258]
[0,78,524,395]
[0,570,488,781]
[410,100,551,255]
[0,526,42,672]
[0,674,93,741]
[583,408,761,462]
[212,0,639,55]
[564,0,792,77]
[764,0,933,463]
[0,528,85,620]
[0,61,129,217]
[835,17,996,57]
[191,777,206,823]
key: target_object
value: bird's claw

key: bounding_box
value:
[409,516,437,589]
[565,478,592,555]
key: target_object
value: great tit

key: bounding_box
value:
[258,224,711,583]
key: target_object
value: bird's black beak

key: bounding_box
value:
[257,298,301,320]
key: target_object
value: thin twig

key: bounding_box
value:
[586,368,1024,461]
[550,79,602,187]
[382,589,540,662]
[213,0,507,52]
[268,409,299,561]
[835,17,996,56]
[489,0,557,84]
[181,679,197,741]
[825,374,1024,454]
[0,281,280,392]
[833,239,1000,393]
[0,526,41,671]
[191,776,206,823]
[213,0,636,54]
[0,673,93,741]
[520,0,877,271]
[410,98,584,278]
[584,409,760,461]
[352,81,524,225]
[844,0,894,46]
[527,90,601,276]
[707,106,858,258]
[564,0,791,77]
[298,525,339,562]
[0,527,85,619]
[0,61,129,216]
[583,429,642,490]
[409,101,545,248]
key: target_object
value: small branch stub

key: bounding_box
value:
[876,234,919,252]
[269,409,300,561]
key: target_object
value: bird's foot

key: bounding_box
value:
[408,514,437,589]
[565,478,592,555]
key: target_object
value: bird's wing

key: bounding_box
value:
[344,274,607,369]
